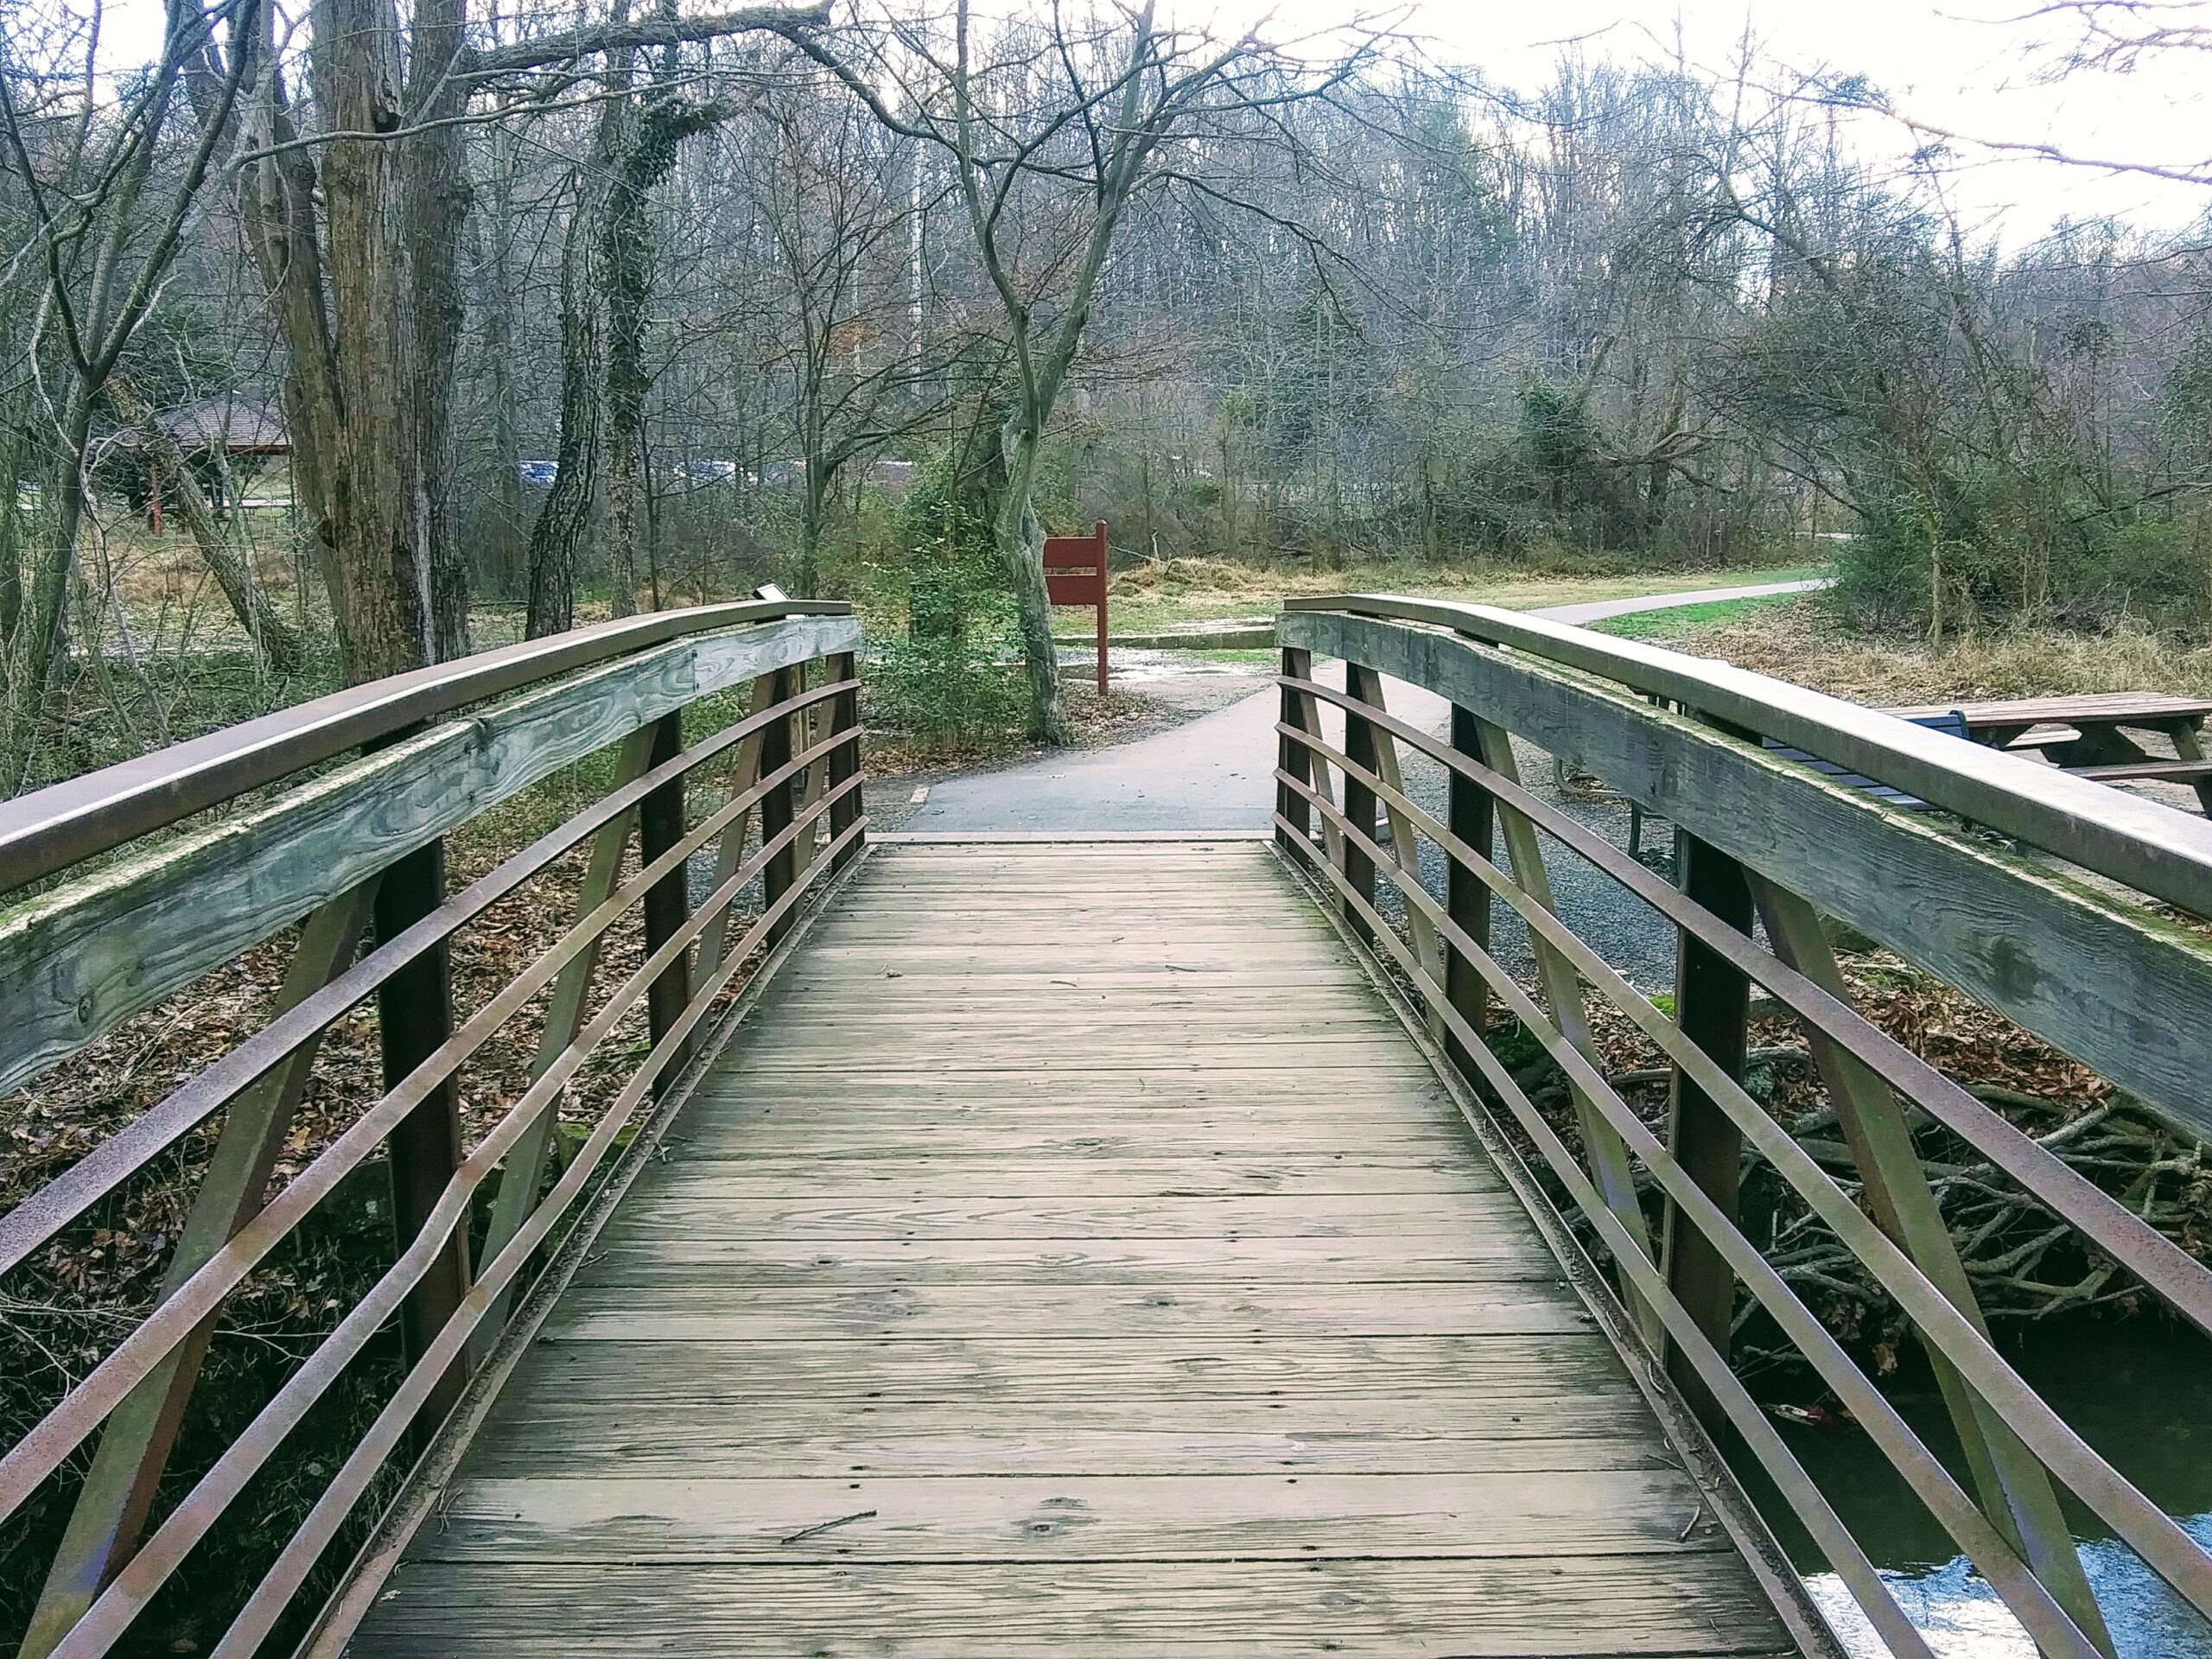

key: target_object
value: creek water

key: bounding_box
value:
[1743,1317,2212,1656]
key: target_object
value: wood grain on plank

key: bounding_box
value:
[415,1470,1730,1562]
[360,1559,1789,1656]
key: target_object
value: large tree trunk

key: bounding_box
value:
[404,0,474,659]
[994,412,1065,744]
[599,65,646,621]
[311,0,431,682]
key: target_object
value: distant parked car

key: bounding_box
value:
[518,461,558,488]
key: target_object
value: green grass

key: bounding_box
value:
[1589,591,1805,642]
[1103,557,1827,636]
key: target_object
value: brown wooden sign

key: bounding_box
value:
[1044,519,1109,694]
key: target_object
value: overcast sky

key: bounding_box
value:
[1312,0,2211,242]
[84,0,2212,243]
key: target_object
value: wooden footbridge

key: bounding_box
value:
[9,596,2212,1658]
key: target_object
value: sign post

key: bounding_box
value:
[1044,521,1109,695]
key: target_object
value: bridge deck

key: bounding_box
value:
[354,840,1794,1657]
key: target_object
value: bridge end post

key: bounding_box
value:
[640,709,695,1090]
[1276,646,1314,851]
[826,652,865,872]
[1443,704,1493,1073]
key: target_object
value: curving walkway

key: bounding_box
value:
[902,579,1822,834]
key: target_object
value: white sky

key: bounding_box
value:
[92,0,2212,242]
[1300,0,2212,242]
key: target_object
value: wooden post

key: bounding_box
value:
[825,652,865,872]
[639,709,692,1090]
[1444,704,1494,1074]
[1755,876,2116,1656]
[1340,666,1380,941]
[1663,828,1753,1430]
[19,884,379,1659]
[1092,520,1109,696]
[760,666,798,945]
[375,837,471,1431]
[1277,645,1314,851]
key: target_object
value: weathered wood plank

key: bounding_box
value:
[542,1281,1597,1340]
[461,1414,1671,1480]
[416,1470,1727,1562]
[596,1192,1512,1237]
[360,1559,1790,1656]
[618,1155,1503,1199]
[499,1333,1645,1408]
[570,1233,1562,1286]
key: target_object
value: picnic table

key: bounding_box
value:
[1884,691,2212,812]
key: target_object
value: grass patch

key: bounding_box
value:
[1102,556,1827,635]
[1589,592,1803,642]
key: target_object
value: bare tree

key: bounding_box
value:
[0,0,262,775]
[805,2,1372,741]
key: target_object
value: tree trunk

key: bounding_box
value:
[995,411,1065,743]
[5,388,95,785]
[524,156,616,638]
[311,0,432,682]
[403,0,474,659]
[484,118,528,597]
[598,56,645,620]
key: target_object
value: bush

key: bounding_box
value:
[867,454,1027,746]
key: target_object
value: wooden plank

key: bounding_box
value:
[416,1470,1727,1562]
[618,1156,1503,1199]
[597,1192,1514,1237]
[461,1414,1672,1480]
[570,1234,1564,1286]
[358,1559,1790,1656]
[0,613,858,1096]
[1283,606,2212,1140]
[543,1281,1598,1341]
[498,1333,1645,1408]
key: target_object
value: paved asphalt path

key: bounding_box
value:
[901,578,1822,836]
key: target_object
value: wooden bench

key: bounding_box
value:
[1884,692,2212,811]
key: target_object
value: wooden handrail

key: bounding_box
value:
[0,598,851,894]
[1285,592,2212,918]
[1270,606,2212,1659]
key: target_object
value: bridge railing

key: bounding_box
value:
[1276,594,2212,1659]
[0,601,866,1658]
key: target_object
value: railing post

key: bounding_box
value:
[639,709,694,1090]
[1340,665,1380,940]
[1276,645,1313,850]
[760,665,799,945]
[375,836,472,1430]
[1444,704,1493,1073]
[825,652,864,871]
[1662,828,1752,1430]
